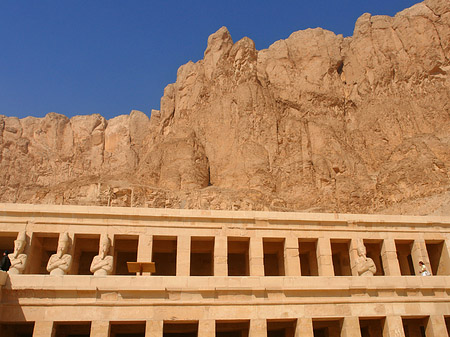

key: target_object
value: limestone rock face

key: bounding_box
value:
[1,0,449,214]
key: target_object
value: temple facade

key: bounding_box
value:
[0,203,449,337]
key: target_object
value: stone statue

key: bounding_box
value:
[47,232,72,276]
[355,241,376,276]
[8,232,28,274]
[90,235,113,276]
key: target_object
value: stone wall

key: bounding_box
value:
[0,204,449,336]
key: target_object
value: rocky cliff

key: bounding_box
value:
[1,0,449,215]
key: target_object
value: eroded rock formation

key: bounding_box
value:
[1,0,449,214]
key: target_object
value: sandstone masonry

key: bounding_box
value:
[0,203,449,336]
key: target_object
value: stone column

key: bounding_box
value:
[137,235,153,275]
[249,236,265,276]
[67,232,76,273]
[249,319,267,337]
[198,319,215,337]
[146,320,164,337]
[383,316,405,337]
[426,315,449,337]
[214,236,228,276]
[33,321,54,337]
[176,235,191,276]
[317,237,334,276]
[90,321,110,337]
[22,230,33,274]
[285,236,301,276]
[349,239,360,276]
[429,240,450,276]
[341,317,361,337]
[442,240,450,275]
[381,239,401,276]
[294,318,314,337]
[411,239,430,275]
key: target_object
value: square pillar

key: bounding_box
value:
[146,320,163,337]
[442,240,450,275]
[138,235,153,261]
[67,232,76,265]
[198,319,215,337]
[23,230,33,274]
[137,235,153,275]
[214,236,228,276]
[426,315,449,337]
[249,319,267,337]
[295,318,314,337]
[411,239,431,275]
[33,321,54,337]
[341,317,361,337]
[381,239,401,276]
[176,235,191,276]
[349,239,360,276]
[249,236,265,276]
[383,316,405,337]
[317,237,334,276]
[90,321,110,337]
[285,236,301,276]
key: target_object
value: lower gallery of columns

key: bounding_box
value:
[23,315,450,337]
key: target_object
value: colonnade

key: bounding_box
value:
[28,315,450,337]
[5,232,448,277]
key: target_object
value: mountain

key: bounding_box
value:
[1,0,449,215]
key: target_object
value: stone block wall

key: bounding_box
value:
[0,204,449,336]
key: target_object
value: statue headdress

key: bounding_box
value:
[16,231,26,242]
[58,232,70,244]
[100,235,111,247]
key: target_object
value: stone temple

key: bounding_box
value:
[0,203,449,337]
[1,0,450,336]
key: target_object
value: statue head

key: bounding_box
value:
[357,242,367,257]
[13,232,26,255]
[57,232,70,255]
[99,235,111,255]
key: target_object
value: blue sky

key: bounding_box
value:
[1,0,420,120]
